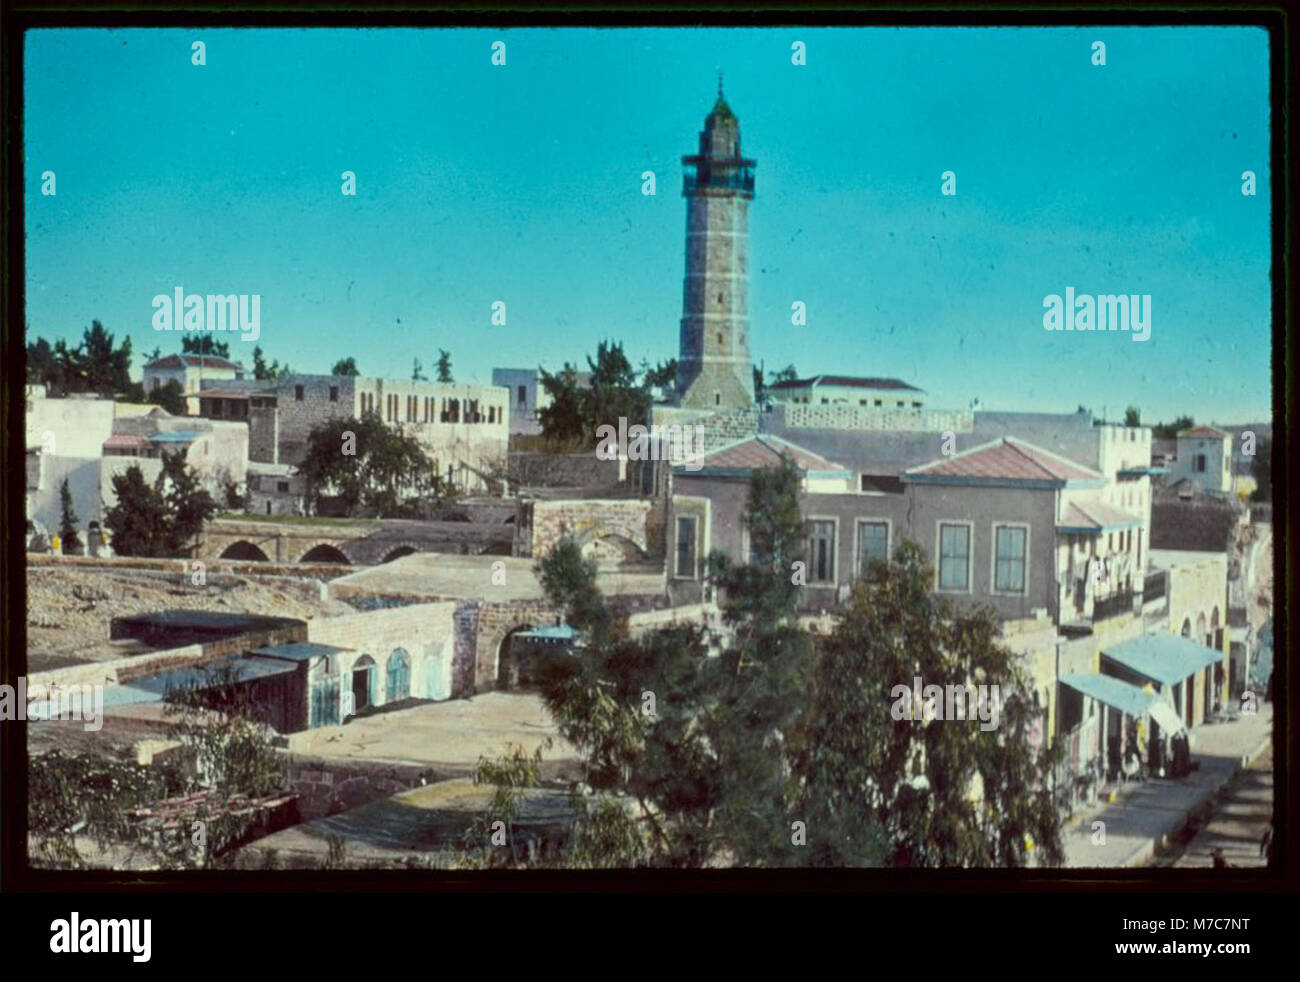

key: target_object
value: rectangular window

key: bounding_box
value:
[808,520,836,584]
[994,525,1027,593]
[938,523,971,591]
[1195,454,1207,473]
[294,385,304,401]
[874,399,882,407]
[329,386,338,403]
[517,385,527,405]
[857,521,888,576]
[277,481,290,493]
[674,516,697,579]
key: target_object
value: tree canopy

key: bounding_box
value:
[297,414,451,518]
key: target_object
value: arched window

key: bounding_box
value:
[349,655,376,713]
[387,649,410,702]
[1180,618,1192,638]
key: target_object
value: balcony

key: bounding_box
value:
[1142,569,1167,605]
[1092,588,1136,623]
[682,157,756,196]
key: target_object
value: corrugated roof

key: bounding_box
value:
[149,430,204,443]
[1103,635,1224,686]
[198,388,251,400]
[1057,498,1142,532]
[1178,426,1229,439]
[251,642,355,663]
[1061,673,1156,718]
[103,434,150,449]
[905,438,1102,485]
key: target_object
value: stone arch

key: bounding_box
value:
[495,624,536,690]
[220,540,271,562]
[380,544,418,564]
[573,528,647,564]
[299,542,350,565]
[1196,612,1208,646]
[1180,618,1192,638]
[347,654,376,714]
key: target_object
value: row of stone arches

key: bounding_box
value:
[216,540,419,565]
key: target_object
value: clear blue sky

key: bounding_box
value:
[25,26,1272,423]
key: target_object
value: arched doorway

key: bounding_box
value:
[349,655,376,714]
[386,649,410,702]
[301,543,350,564]
[1180,618,1192,638]
[220,541,270,562]
[496,625,535,690]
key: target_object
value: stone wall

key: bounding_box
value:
[530,499,659,559]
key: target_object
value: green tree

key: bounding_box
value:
[157,451,218,555]
[57,478,81,554]
[102,455,215,558]
[147,378,187,415]
[103,465,170,556]
[521,455,816,868]
[181,335,230,358]
[536,341,656,449]
[770,364,798,384]
[331,357,360,377]
[792,540,1063,867]
[251,346,291,381]
[26,322,133,396]
[297,414,449,518]
[1152,415,1194,440]
[1124,406,1141,427]
[412,357,427,381]
[435,349,454,383]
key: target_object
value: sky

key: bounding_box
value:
[24,26,1273,423]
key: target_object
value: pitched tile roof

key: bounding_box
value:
[686,435,848,474]
[904,437,1102,485]
[1178,426,1229,439]
[145,354,243,371]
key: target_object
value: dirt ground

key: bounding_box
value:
[26,565,354,672]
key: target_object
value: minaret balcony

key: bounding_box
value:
[682,156,755,196]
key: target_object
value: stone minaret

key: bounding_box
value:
[676,79,756,409]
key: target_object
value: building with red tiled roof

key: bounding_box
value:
[143,352,246,416]
[903,437,1105,488]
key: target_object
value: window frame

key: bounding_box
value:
[805,516,839,587]
[854,518,891,578]
[673,515,699,580]
[990,521,1030,597]
[935,520,974,594]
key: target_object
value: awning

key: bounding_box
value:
[1061,673,1156,718]
[1102,634,1224,687]
[1148,699,1186,735]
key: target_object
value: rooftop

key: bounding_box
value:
[769,374,922,392]
[904,437,1103,487]
[677,434,849,475]
[146,354,244,371]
